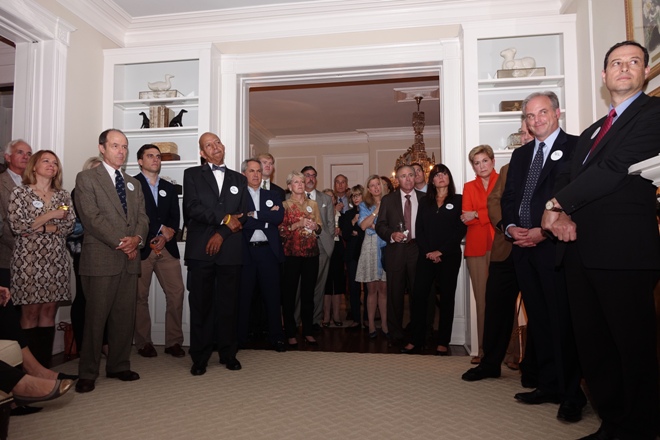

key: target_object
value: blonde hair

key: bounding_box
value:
[22,150,63,190]
[363,174,383,208]
[468,144,494,163]
[83,156,103,171]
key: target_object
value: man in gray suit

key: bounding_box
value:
[0,139,32,287]
[300,166,335,328]
[74,129,149,393]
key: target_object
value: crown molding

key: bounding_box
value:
[57,0,562,48]
[269,125,439,147]
[1,0,76,44]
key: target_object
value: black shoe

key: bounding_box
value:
[435,348,450,356]
[287,342,298,349]
[75,378,95,393]
[57,372,79,381]
[521,375,538,389]
[190,363,207,376]
[557,401,584,423]
[461,366,501,382]
[137,343,158,358]
[220,358,242,371]
[106,370,140,381]
[273,341,286,352]
[400,344,420,354]
[10,405,43,416]
[304,338,318,346]
[514,389,561,405]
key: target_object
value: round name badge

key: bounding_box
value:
[230,186,238,195]
[265,199,273,208]
[126,182,134,191]
[550,150,563,161]
[306,206,313,213]
[446,203,454,210]
[159,190,167,197]
[591,127,600,139]
[33,200,44,209]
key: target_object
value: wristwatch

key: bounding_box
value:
[545,200,563,212]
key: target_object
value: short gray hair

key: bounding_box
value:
[522,91,560,115]
[4,139,29,156]
[241,158,262,173]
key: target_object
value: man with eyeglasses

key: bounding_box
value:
[300,166,334,329]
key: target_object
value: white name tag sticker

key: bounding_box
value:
[265,199,273,207]
[230,186,238,194]
[159,190,167,197]
[306,206,313,213]
[551,150,563,161]
[126,182,135,191]
[446,203,454,210]
[33,200,43,209]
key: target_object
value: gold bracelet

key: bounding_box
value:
[222,214,231,225]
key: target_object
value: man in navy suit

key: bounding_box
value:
[183,132,248,376]
[543,41,660,440]
[133,144,185,359]
[256,153,286,200]
[500,91,585,423]
[238,159,286,352]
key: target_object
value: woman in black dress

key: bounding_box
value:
[401,164,466,355]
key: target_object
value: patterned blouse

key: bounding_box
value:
[279,198,322,258]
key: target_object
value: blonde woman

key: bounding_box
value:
[461,145,499,364]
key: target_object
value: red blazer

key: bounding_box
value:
[462,170,498,257]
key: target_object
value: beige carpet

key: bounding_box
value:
[11,349,599,440]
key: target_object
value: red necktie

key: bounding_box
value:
[588,108,616,157]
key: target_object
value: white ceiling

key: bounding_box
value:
[78,0,442,142]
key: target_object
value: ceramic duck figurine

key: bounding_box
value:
[148,74,174,91]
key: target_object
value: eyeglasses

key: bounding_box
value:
[303,173,317,178]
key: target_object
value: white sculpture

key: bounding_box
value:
[148,74,174,91]
[500,48,536,70]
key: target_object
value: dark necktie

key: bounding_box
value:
[519,142,545,229]
[588,108,616,158]
[212,164,226,172]
[115,170,127,214]
[262,180,267,190]
[404,194,412,235]
[307,192,312,199]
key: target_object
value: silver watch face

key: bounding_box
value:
[545,200,554,210]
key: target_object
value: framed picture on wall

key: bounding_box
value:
[625,0,660,81]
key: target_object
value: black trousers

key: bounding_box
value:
[565,245,659,440]
[282,256,318,338]
[187,262,241,365]
[409,252,462,347]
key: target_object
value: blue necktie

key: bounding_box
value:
[212,164,225,172]
[115,170,127,215]
[519,142,544,228]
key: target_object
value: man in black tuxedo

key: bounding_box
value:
[133,144,185,359]
[183,132,248,376]
[256,153,286,200]
[500,91,585,423]
[238,158,286,352]
[375,164,424,344]
[543,41,660,440]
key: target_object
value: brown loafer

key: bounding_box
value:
[106,370,140,381]
[164,343,186,358]
[75,378,96,393]
[137,343,157,358]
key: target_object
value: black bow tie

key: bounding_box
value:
[211,164,226,172]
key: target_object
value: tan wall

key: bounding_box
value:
[36,0,119,191]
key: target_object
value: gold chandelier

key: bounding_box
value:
[390,96,436,187]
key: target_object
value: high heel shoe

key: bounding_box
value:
[321,322,330,328]
[435,347,449,356]
[368,331,378,339]
[400,344,420,354]
[14,379,74,405]
[304,337,318,346]
[333,320,343,327]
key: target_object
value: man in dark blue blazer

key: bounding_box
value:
[183,132,248,376]
[133,144,185,359]
[256,153,286,200]
[501,91,585,423]
[543,41,660,440]
[238,159,286,352]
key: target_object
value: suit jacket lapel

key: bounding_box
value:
[201,165,220,198]
[537,130,566,185]
[96,165,126,218]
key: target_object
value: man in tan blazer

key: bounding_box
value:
[0,139,32,287]
[74,129,149,393]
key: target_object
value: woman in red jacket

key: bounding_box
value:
[461,144,498,364]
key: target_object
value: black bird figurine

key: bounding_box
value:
[139,112,150,129]
[169,109,188,127]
